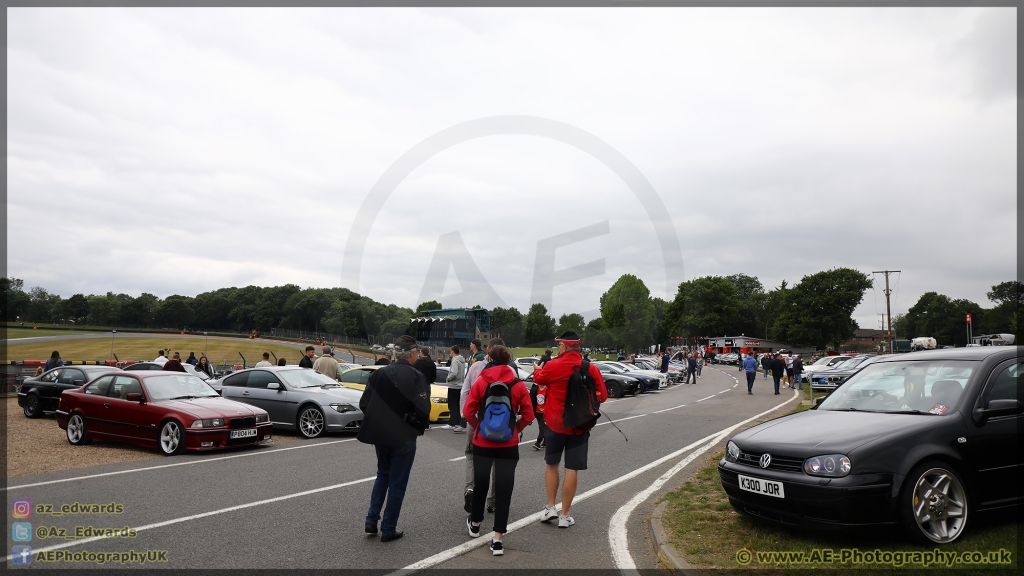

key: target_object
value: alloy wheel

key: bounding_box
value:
[160,421,182,455]
[912,467,967,543]
[299,407,325,438]
[67,414,85,444]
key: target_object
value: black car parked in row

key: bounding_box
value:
[719,346,1020,545]
[18,365,120,418]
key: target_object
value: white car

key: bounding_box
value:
[799,355,853,383]
[514,357,541,374]
[596,361,668,387]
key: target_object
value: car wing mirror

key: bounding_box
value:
[814,396,826,407]
[974,399,1023,422]
[126,393,143,402]
[268,382,281,391]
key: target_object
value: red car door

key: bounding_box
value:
[104,375,160,445]
[75,375,116,437]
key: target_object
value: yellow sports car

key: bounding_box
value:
[338,365,451,423]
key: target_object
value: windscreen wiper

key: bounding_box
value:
[168,395,199,400]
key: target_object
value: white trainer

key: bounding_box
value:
[558,515,575,528]
[540,506,559,523]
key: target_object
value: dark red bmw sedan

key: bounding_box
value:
[56,371,273,456]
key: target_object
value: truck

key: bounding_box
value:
[971,333,1016,346]
[893,339,912,353]
[911,337,937,351]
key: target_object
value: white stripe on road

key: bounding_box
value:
[596,414,646,426]
[6,438,359,491]
[718,389,730,394]
[695,395,716,402]
[610,388,801,572]
[4,476,377,562]
[652,404,686,414]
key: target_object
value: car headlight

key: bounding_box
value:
[255,414,269,423]
[726,441,740,462]
[190,418,225,428]
[330,403,357,413]
[803,454,851,477]
[431,397,448,404]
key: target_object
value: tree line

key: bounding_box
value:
[3,274,1017,351]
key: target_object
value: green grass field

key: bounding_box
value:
[2,336,365,366]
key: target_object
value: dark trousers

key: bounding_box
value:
[366,440,416,534]
[447,388,463,427]
[534,412,548,445]
[772,375,781,394]
[745,371,756,392]
[686,369,697,384]
[470,445,519,534]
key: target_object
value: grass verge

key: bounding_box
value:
[657,401,1019,573]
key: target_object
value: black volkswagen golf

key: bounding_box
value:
[719,346,1020,545]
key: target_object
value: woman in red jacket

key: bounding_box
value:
[462,344,535,556]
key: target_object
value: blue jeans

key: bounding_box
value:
[366,440,417,534]
[794,373,803,390]
[763,367,768,379]
[745,371,756,392]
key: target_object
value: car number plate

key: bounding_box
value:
[230,428,257,439]
[737,474,784,498]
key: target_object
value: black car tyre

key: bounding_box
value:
[606,382,621,399]
[23,394,42,418]
[900,461,969,545]
[66,413,91,445]
[298,405,326,439]
[159,420,187,456]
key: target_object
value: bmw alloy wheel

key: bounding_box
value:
[909,466,968,544]
[66,414,87,445]
[298,407,325,438]
[160,421,183,456]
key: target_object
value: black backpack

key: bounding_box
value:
[562,359,600,431]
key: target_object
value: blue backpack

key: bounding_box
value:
[477,379,519,442]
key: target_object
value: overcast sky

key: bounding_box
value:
[6,7,1017,330]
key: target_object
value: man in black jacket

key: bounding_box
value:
[358,336,430,542]
[769,354,785,395]
[298,346,315,369]
[413,346,437,384]
[375,352,392,366]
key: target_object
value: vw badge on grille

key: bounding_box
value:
[759,453,772,469]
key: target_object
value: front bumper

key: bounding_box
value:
[184,422,275,450]
[324,407,364,431]
[718,460,896,529]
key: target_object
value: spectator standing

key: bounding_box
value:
[413,346,437,385]
[44,350,64,372]
[196,356,214,377]
[443,346,467,431]
[769,354,785,395]
[277,357,287,366]
[761,353,771,379]
[299,346,315,368]
[742,353,759,394]
[784,354,795,388]
[460,339,504,512]
[660,352,670,374]
[462,343,535,556]
[313,346,340,380]
[696,353,704,377]
[532,331,608,528]
[375,352,392,366]
[153,350,168,366]
[163,353,187,373]
[186,352,198,366]
[255,353,274,368]
[792,355,804,391]
[469,339,486,365]
[686,353,698,384]
[357,336,430,542]
[539,349,552,367]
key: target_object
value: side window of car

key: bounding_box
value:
[58,369,85,385]
[246,371,280,389]
[984,362,1022,404]
[111,376,143,399]
[221,372,249,388]
[84,376,114,396]
[40,369,62,383]
[340,369,370,384]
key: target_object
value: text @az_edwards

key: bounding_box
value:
[735,547,1013,568]
[34,525,137,540]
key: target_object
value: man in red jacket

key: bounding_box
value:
[531,331,607,528]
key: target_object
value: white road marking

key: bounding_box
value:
[610,388,801,571]
[695,395,716,402]
[6,438,359,491]
[595,414,646,426]
[652,404,686,414]
[4,475,377,562]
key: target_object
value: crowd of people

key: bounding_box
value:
[741,351,804,395]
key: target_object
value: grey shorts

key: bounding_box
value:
[544,430,590,470]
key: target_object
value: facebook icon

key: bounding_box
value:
[12,545,33,565]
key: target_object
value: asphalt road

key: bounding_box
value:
[5,365,800,570]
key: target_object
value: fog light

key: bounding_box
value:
[200,442,213,447]
[263,435,271,440]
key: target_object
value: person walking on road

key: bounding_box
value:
[686,353,698,384]
[461,339,505,512]
[532,331,608,529]
[462,343,535,556]
[299,346,315,369]
[357,336,430,543]
[784,354,795,388]
[313,346,340,380]
[792,354,804,391]
[255,352,274,368]
[696,353,704,377]
[743,353,759,394]
[443,346,467,431]
[44,350,64,372]
[413,346,437,384]
[196,355,214,377]
[769,353,785,395]
[760,353,770,379]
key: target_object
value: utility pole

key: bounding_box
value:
[873,271,901,354]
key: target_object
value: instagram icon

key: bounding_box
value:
[11,499,31,519]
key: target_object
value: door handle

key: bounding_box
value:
[242,391,250,396]
[103,403,111,407]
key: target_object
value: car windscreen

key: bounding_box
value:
[182,364,211,381]
[280,369,341,388]
[818,360,976,414]
[811,357,834,366]
[144,374,219,401]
